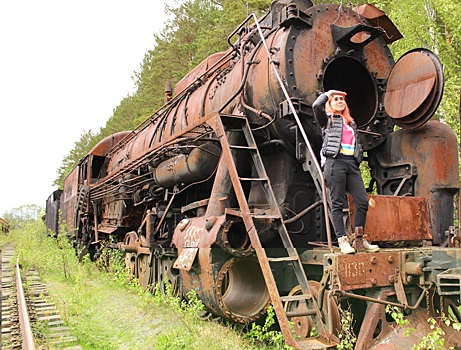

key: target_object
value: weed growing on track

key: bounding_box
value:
[386,305,461,350]
[3,220,281,349]
[244,305,294,349]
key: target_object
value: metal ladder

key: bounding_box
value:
[239,12,333,249]
[74,185,90,237]
[211,113,338,349]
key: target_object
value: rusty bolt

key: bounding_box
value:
[388,256,395,263]
[370,277,377,285]
[370,256,377,264]
[388,275,395,283]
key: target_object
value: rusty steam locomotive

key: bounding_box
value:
[45,1,461,348]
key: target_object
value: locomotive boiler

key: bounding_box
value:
[45,1,461,349]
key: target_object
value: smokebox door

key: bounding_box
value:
[383,48,444,130]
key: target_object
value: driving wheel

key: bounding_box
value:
[123,232,138,280]
[284,281,341,339]
[159,257,180,297]
[137,253,152,290]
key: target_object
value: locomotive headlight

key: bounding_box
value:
[177,218,190,231]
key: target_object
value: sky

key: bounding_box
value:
[0,1,171,216]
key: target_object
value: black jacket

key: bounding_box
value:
[312,93,363,164]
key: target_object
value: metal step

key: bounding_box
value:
[296,337,338,349]
[267,256,298,262]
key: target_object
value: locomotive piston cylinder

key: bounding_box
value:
[152,142,221,188]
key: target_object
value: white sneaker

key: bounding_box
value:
[338,236,355,254]
[363,239,380,253]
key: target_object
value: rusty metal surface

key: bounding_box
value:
[290,4,393,106]
[369,308,461,349]
[332,251,401,290]
[60,166,79,232]
[353,4,403,44]
[384,49,444,129]
[177,247,270,324]
[102,3,407,176]
[354,289,396,350]
[153,142,221,188]
[174,51,230,95]
[403,121,459,195]
[372,121,459,197]
[172,216,217,270]
[89,131,131,156]
[371,121,459,244]
[385,52,436,119]
[349,195,432,242]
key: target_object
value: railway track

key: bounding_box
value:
[1,244,82,349]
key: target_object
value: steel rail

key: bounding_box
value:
[16,257,36,350]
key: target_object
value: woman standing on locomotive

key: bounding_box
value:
[313,90,380,254]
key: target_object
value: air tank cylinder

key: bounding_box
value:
[152,142,221,188]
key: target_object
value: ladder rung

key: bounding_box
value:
[286,309,317,318]
[224,208,280,220]
[225,208,243,217]
[220,115,246,127]
[252,214,280,219]
[280,294,312,302]
[296,337,338,349]
[229,145,257,150]
[239,177,268,181]
[267,256,297,262]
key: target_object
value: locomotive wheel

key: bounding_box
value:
[124,252,136,281]
[137,254,152,290]
[123,232,138,281]
[159,258,180,297]
[284,281,341,339]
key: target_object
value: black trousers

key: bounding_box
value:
[324,156,368,239]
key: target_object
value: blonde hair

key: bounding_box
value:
[325,93,354,125]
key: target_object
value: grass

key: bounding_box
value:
[1,220,276,350]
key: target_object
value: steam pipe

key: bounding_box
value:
[284,200,323,224]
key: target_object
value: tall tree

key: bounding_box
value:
[3,204,43,229]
